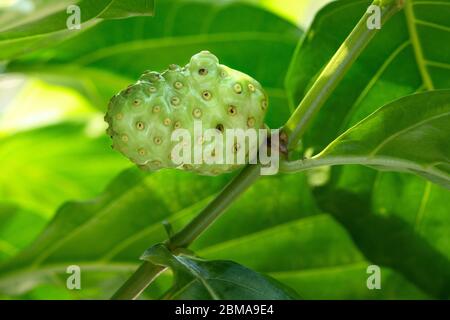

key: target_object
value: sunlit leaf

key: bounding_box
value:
[6,0,302,128]
[0,122,128,216]
[0,0,154,60]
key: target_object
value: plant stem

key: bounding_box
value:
[168,164,261,249]
[111,0,404,300]
[283,0,403,150]
[111,262,166,300]
[111,164,261,299]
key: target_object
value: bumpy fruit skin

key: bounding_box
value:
[105,51,268,175]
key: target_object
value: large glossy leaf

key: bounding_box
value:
[282,90,450,189]
[6,0,302,128]
[314,188,450,299]
[0,0,154,60]
[0,167,428,299]
[286,0,450,152]
[142,244,297,299]
[283,0,450,299]
[0,122,128,216]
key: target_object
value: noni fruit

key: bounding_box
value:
[105,51,268,175]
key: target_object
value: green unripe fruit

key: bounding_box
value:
[105,51,269,175]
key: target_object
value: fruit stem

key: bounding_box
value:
[282,0,402,150]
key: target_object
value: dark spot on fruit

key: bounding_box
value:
[216,124,224,133]
[163,118,171,126]
[138,148,146,156]
[136,121,145,130]
[154,136,162,145]
[202,91,212,101]
[227,105,237,116]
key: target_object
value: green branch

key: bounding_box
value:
[111,0,404,300]
[111,165,261,299]
[283,0,403,150]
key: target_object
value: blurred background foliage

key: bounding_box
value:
[0,0,448,299]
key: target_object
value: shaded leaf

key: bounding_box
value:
[315,188,450,299]
[0,166,428,299]
[142,244,297,299]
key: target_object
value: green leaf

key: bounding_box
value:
[314,188,450,299]
[0,204,46,263]
[282,90,450,189]
[285,0,450,151]
[0,168,229,295]
[283,1,450,300]
[0,122,129,216]
[0,0,154,60]
[6,0,302,128]
[142,244,298,299]
[0,168,428,299]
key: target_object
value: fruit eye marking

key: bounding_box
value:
[148,86,157,93]
[261,99,268,110]
[248,83,255,92]
[233,83,242,94]
[163,118,171,126]
[198,68,208,75]
[115,113,123,120]
[154,136,162,145]
[138,148,146,156]
[227,105,237,116]
[136,121,145,130]
[202,90,212,101]
[174,81,183,89]
[152,105,161,113]
[171,96,181,106]
[133,99,141,106]
[192,108,202,118]
[247,117,255,128]
[174,121,182,129]
[121,134,129,142]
